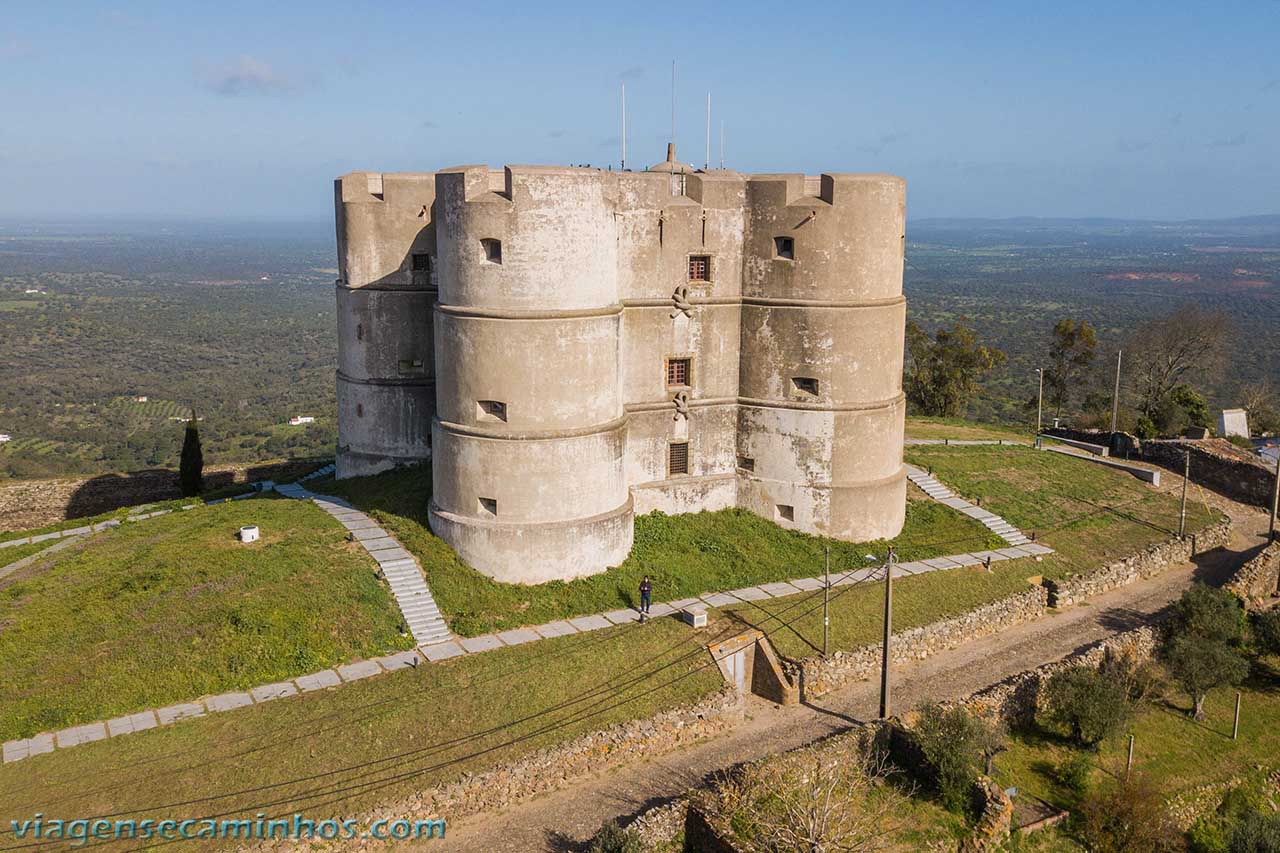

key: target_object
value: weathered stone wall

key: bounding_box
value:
[1143,438,1276,509]
[1047,517,1232,607]
[794,517,1230,699]
[1224,542,1280,610]
[0,459,323,532]
[961,777,1015,852]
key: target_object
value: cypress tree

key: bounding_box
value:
[179,410,203,497]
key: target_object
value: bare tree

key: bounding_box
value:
[709,741,905,853]
[1125,305,1231,418]
[1240,381,1280,434]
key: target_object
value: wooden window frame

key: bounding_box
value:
[665,356,693,389]
[687,254,711,282]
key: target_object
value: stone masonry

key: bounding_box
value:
[333,155,907,583]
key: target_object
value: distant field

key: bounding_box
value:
[0,498,411,741]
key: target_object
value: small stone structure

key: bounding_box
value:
[1224,542,1279,611]
[333,157,908,582]
[1219,408,1249,439]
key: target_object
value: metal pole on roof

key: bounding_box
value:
[705,92,711,171]
[620,82,626,171]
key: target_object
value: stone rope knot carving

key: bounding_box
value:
[670,284,694,319]
[672,390,690,421]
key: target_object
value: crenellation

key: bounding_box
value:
[334,159,907,582]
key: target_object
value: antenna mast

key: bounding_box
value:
[720,119,725,169]
[620,82,626,171]
[670,60,676,150]
[705,92,711,170]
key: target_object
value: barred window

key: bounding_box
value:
[668,442,689,476]
[688,255,710,281]
[666,358,692,388]
[411,253,431,271]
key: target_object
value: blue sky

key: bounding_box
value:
[1,1,1277,221]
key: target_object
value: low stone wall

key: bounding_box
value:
[1224,542,1280,610]
[961,777,1014,853]
[1143,438,1276,509]
[1046,518,1232,607]
[794,517,1230,700]
[0,459,325,532]
[339,687,742,845]
[1047,428,1140,458]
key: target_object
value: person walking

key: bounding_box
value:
[639,575,652,618]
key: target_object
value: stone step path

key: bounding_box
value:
[273,481,453,647]
[296,461,336,484]
[905,464,1033,547]
[3,467,1055,765]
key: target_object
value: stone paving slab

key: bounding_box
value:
[941,497,972,509]
[996,546,1035,559]
[56,722,108,747]
[893,562,926,576]
[28,733,55,756]
[922,557,962,570]
[3,740,29,762]
[422,641,464,661]
[568,614,613,632]
[760,582,803,597]
[357,536,399,552]
[790,577,826,591]
[157,702,205,725]
[729,586,770,601]
[602,609,641,625]
[459,635,504,653]
[206,692,254,713]
[946,553,984,567]
[969,550,1010,563]
[341,518,381,532]
[534,620,578,639]
[370,547,414,564]
[833,568,878,586]
[337,660,384,682]
[647,602,676,618]
[295,669,343,692]
[250,682,298,702]
[498,627,542,645]
[376,650,422,671]
[1022,543,1055,555]
[668,597,702,609]
[351,526,392,541]
[700,591,741,607]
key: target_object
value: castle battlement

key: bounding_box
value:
[334,160,907,584]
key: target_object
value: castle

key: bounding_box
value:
[333,152,907,584]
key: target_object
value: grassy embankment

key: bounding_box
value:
[905,415,1030,442]
[311,469,1004,637]
[0,498,411,742]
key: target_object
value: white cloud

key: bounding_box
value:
[197,55,298,96]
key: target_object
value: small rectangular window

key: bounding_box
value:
[792,377,819,398]
[737,455,755,472]
[478,497,497,517]
[411,253,431,271]
[688,255,710,282]
[666,358,692,388]
[774,236,795,260]
[481,238,502,263]
[776,504,794,522]
[398,358,425,376]
[668,442,689,476]
[477,400,507,422]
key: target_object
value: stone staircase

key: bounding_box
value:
[274,481,453,646]
[905,465,1032,547]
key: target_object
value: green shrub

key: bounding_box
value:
[911,703,1005,817]
[1135,416,1158,439]
[587,820,643,853]
[1229,812,1280,853]
[1077,774,1180,853]
[1041,665,1132,749]
[1163,584,1251,719]
[1227,435,1256,450]
[1171,584,1248,645]
[1051,752,1093,798]
[1253,610,1280,657]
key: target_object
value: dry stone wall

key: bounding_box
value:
[1224,542,1280,610]
[1142,438,1275,509]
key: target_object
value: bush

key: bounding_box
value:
[1171,584,1248,645]
[1163,584,1251,719]
[1188,778,1271,853]
[1135,416,1158,440]
[587,820,643,853]
[1254,610,1280,656]
[1228,434,1256,450]
[1041,665,1132,749]
[1051,753,1093,798]
[911,703,1005,817]
[1229,812,1280,853]
[1077,774,1181,852]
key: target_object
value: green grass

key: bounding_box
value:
[904,445,1222,582]
[993,657,1280,831]
[310,468,1004,637]
[0,540,57,570]
[0,486,258,544]
[0,616,727,845]
[906,415,1030,442]
[0,498,412,741]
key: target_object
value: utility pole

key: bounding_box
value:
[879,547,895,719]
[620,82,626,171]
[1035,368,1044,436]
[1232,692,1241,740]
[1179,449,1190,539]
[1269,451,1279,546]
[1110,349,1123,434]
[822,545,830,658]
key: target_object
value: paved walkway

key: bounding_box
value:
[905,463,1032,546]
[1,464,1051,764]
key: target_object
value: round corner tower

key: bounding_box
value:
[333,171,438,479]
[427,166,633,584]
[735,173,907,541]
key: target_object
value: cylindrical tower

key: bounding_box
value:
[428,166,632,584]
[736,173,907,541]
[334,172,437,479]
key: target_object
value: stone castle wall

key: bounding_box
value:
[334,164,908,583]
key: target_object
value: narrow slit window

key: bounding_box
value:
[477,400,507,422]
[737,455,755,472]
[481,238,502,263]
[774,236,795,260]
[355,403,364,418]
[666,357,692,388]
[776,504,794,522]
[411,253,432,284]
[478,497,497,517]
[792,376,819,398]
[356,323,363,342]
[668,442,690,476]
[688,255,710,282]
